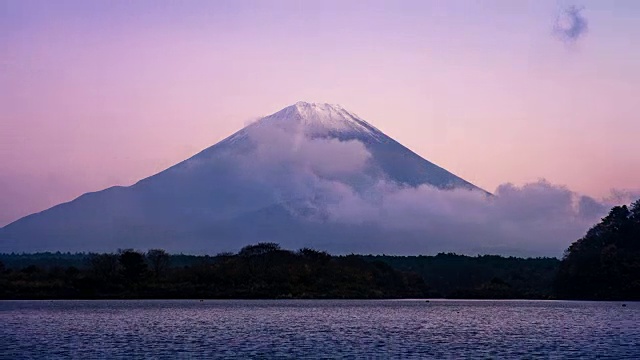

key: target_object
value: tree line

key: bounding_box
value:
[0,245,559,299]
[0,244,429,299]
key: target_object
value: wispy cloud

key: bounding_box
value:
[554,5,588,44]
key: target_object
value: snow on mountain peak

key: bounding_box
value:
[247,102,383,140]
[220,102,378,146]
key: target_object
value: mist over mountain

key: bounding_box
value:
[0,102,607,256]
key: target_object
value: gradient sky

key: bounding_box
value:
[1,0,640,227]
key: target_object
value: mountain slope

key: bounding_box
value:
[0,102,486,253]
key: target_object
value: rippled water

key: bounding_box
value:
[1,299,638,359]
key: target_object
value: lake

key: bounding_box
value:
[1,299,638,359]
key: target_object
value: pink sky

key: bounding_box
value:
[1,0,640,226]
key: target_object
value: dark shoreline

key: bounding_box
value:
[1,245,561,301]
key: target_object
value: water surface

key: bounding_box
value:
[1,300,638,359]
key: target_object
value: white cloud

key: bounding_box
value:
[230,122,621,256]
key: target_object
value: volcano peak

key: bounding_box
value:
[255,101,381,139]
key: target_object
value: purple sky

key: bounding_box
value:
[2,0,640,227]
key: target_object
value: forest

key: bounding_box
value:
[0,244,429,299]
[1,199,638,300]
[555,199,640,300]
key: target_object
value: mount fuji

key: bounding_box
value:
[0,102,487,253]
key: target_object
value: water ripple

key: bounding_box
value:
[1,300,638,359]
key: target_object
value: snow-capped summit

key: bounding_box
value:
[251,101,383,140]
[0,102,487,253]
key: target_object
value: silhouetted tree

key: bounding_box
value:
[215,252,234,258]
[631,200,640,219]
[239,242,281,257]
[555,199,640,300]
[118,249,147,283]
[146,249,170,279]
[298,248,331,262]
[89,253,119,282]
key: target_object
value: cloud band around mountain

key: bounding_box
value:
[229,121,613,257]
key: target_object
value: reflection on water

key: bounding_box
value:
[1,300,638,359]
